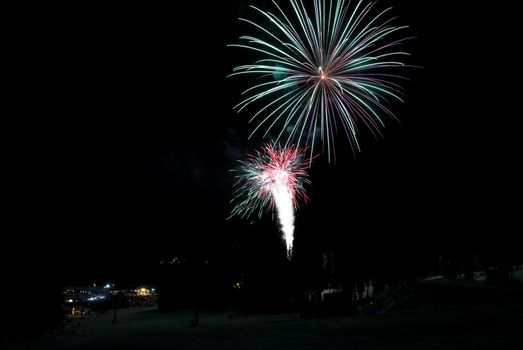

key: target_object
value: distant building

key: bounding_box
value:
[63,285,109,304]
[136,287,152,297]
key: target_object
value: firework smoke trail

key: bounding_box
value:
[229,0,411,162]
[230,144,310,257]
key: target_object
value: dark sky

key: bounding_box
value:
[8,1,522,285]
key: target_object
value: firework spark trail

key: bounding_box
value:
[269,169,295,254]
[229,0,411,162]
[230,144,310,256]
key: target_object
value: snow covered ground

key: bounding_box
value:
[3,300,523,349]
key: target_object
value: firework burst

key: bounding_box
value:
[230,143,310,254]
[229,0,411,161]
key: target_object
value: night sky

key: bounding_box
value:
[8,1,522,287]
